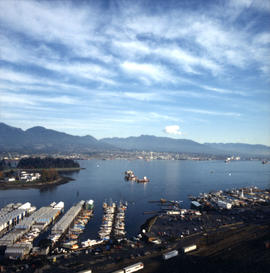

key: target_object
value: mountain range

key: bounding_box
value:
[0,123,113,153]
[0,123,269,157]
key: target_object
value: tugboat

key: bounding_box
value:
[125,170,138,181]
[137,176,149,183]
[125,171,149,183]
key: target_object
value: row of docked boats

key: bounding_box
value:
[98,200,128,240]
[61,202,94,250]
[113,201,127,238]
[98,201,116,240]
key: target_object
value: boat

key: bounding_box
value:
[62,240,78,248]
[85,199,94,210]
[70,234,78,239]
[125,170,137,181]
[81,239,103,248]
[137,176,149,183]
[71,244,79,250]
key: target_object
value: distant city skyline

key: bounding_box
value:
[0,0,269,145]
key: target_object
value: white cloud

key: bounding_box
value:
[121,61,175,83]
[112,3,269,76]
[123,92,159,101]
[0,68,80,94]
[201,85,247,96]
[180,107,242,117]
[45,62,117,85]
[229,0,270,12]
[164,125,182,136]
[154,46,222,75]
[0,68,41,85]
[150,113,179,122]
[95,91,165,102]
[0,90,80,106]
[113,40,150,57]
[0,0,269,144]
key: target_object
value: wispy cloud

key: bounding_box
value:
[0,0,269,144]
[201,85,248,96]
[121,61,176,84]
[180,107,242,117]
[0,91,80,106]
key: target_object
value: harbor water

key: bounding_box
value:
[0,160,269,238]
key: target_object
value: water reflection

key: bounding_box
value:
[39,185,58,194]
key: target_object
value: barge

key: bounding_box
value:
[125,170,149,183]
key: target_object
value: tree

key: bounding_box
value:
[17,157,80,169]
[41,169,59,182]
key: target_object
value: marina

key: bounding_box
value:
[0,185,269,273]
[61,200,94,250]
[49,200,94,249]
[0,184,268,261]
[98,200,128,241]
[0,160,269,273]
[0,159,269,239]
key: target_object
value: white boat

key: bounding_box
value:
[82,239,103,247]
[62,240,77,247]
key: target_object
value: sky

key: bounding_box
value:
[0,0,270,145]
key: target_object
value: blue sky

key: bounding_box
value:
[0,0,270,145]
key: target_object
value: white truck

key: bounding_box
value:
[162,250,178,260]
[123,262,144,273]
[182,244,197,253]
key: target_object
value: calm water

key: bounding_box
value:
[0,160,269,238]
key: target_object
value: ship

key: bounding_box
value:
[125,171,149,183]
[125,170,138,181]
[137,176,149,183]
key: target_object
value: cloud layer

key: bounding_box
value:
[0,0,269,144]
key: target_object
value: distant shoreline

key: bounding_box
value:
[0,175,74,190]
[17,167,83,172]
[0,167,83,190]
